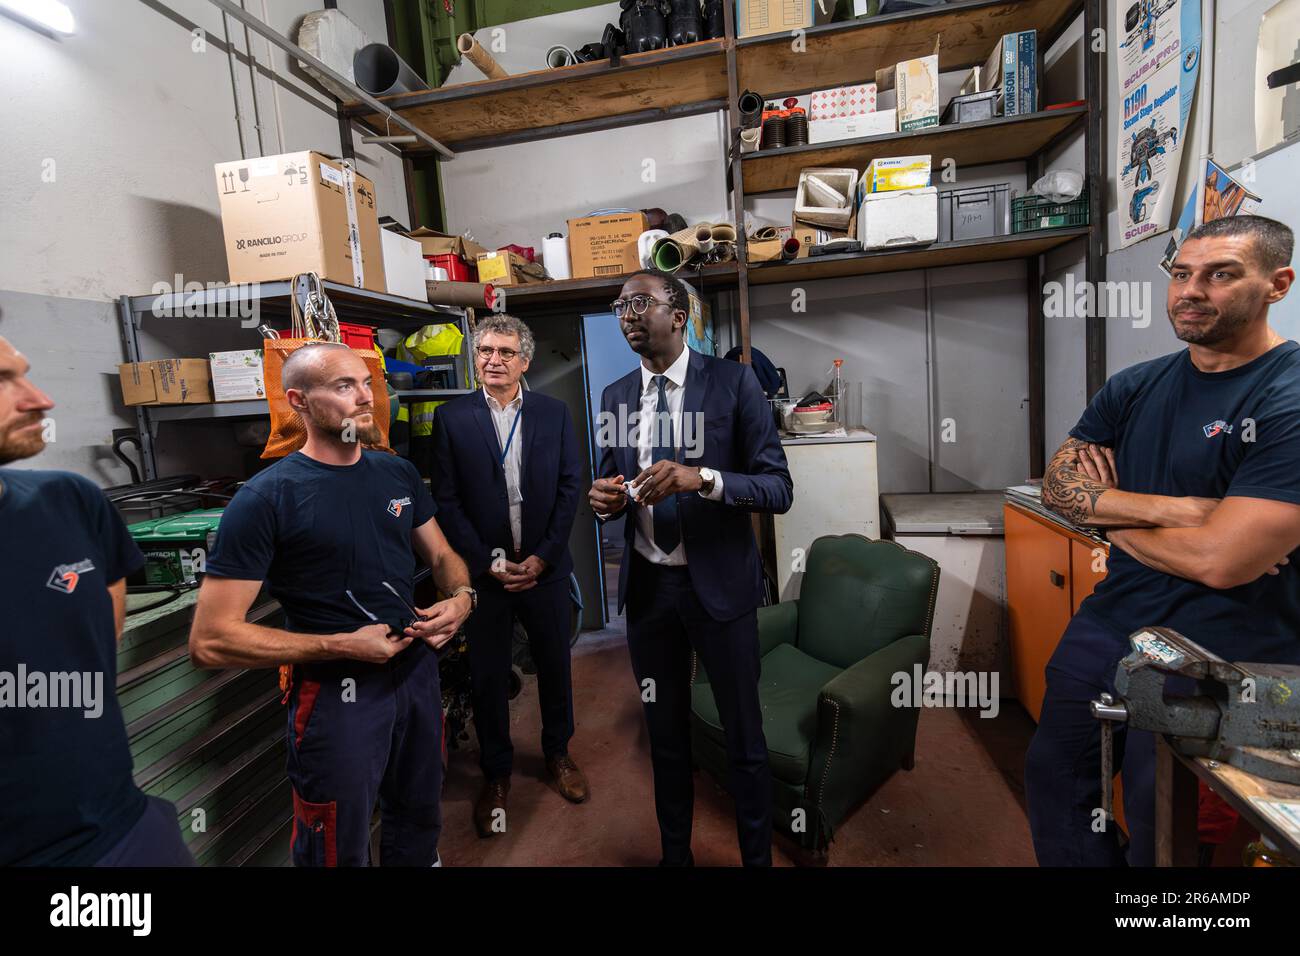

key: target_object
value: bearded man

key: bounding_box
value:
[191,343,475,866]
[1027,215,1300,866]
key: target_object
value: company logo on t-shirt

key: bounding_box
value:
[1202,420,1234,438]
[388,497,413,517]
[46,559,95,594]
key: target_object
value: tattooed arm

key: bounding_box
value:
[1041,437,1219,528]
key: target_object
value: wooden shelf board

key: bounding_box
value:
[741,107,1086,194]
[347,39,729,150]
[737,0,1083,100]
[746,227,1088,284]
[500,262,739,310]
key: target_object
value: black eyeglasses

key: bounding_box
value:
[476,345,519,362]
[611,294,672,318]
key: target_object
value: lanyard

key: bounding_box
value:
[500,406,521,467]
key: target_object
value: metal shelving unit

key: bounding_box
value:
[341,0,1104,479]
[116,277,473,481]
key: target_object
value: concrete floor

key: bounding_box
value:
[437,562,1041,866]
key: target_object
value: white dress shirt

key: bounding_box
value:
[630,345,725,566]
[484,384,524,553]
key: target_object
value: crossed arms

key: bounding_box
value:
[1041,437,1300,590]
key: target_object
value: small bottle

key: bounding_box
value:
[1242,835,1292,867]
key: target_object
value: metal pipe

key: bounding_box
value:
[238,0,267,157]
[201,0,454,159]
[354,43,430,96]
[221,9,249,159]
[259,0,286,153]
[546,45,575,69]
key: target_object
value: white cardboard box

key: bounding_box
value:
[857,187,938,250]
[381,229,429,301]
[809,109,897,143]
[794,167,859,229]
[209,350,266,402]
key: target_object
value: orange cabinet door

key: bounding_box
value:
[1070,539,1108,614]
[1004,505,1074,721]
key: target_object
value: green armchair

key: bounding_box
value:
[690,534,940,853]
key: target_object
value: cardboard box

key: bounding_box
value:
[857,187,938,249]
[405,227,489,261]
[795,168,859,229]
[863,155,932,193]
[792,210,858,257]
[808,83,877,120]
[215,151,385,292]
[208,350,266,402]
[119,360,214,406]
[809,109,896,143]
[999,30,1038,115]
[476,250,542,286]
[381,230,429,301]
[896,55,939,131]
[567,212,649,279]
[736,0,814,38]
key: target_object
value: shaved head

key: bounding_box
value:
[281,342,354,393]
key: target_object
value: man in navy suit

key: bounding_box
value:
[589,270,793,866]
[431,315,587,839]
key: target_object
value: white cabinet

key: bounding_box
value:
[773,430,879,601]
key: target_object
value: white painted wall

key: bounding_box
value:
[0,0,409,481]
[439,4,730,252]
[440,5,1094,492]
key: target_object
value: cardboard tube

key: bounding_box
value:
[694,224,715,255]
[457,34,509,80]
[426,280,496,309]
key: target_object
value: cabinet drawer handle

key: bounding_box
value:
[1049,570,1065,588]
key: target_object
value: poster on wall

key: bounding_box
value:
[1159,158,1262,274]
[1115,0,1202,249]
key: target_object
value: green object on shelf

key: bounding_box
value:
[1012,187,1090,233]
[128,509,224,586]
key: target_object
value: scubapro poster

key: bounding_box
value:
[1115,0,1201,249]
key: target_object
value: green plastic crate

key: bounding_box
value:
[1012,187,1090,233]
[128,509,224,585]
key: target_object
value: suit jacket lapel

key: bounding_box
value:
[470,391,505,480]
[609,371,634,481]
[681,348,708,463]
[519,389,539,489]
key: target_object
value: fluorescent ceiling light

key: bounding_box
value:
[0,0,76,35]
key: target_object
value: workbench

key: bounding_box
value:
[1158,737,1300,866]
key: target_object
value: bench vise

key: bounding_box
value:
[1090,627,1300,823]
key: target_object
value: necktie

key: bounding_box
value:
[651,374,680,554]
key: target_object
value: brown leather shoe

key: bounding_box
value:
[546,753,589,803]
[474,777,510,838]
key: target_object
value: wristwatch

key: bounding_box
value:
[451,585,477,612]
[698,467,716,496]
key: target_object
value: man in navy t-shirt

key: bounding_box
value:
[0,335,193,866]
[191,343,474,866]
[1028,215,1300,866]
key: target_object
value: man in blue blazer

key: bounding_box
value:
[431,315,587,839]
[589,270,793,866]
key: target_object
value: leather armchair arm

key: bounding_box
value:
[804,633,930,844]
